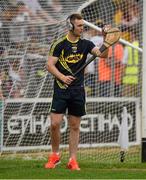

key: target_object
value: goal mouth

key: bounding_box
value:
[0,0,143,163]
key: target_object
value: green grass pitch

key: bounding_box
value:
[0,148,146,179]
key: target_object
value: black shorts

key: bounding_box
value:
[50,87,86,116]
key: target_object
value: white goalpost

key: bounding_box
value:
[0,0,144,163]
[141,0,146,162]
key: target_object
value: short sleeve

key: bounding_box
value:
[86,40,95,53]
[49,42,62,57]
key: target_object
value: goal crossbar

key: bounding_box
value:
[83,20,143,53]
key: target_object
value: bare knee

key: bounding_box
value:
[69,115,81,132]
[51,121,60,131]
[70,123,80,132]
[50,113,63,131]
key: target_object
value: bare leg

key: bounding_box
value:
[68,115,81,159]
[50,113,64,153]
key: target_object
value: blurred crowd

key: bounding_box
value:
[0,0,142,99]
[83,0,142,98]
[0,0,65,99]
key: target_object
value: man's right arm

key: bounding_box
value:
[47,56,75,85]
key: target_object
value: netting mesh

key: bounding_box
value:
[0,0,143,163]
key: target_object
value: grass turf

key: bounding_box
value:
[0,159,146,179]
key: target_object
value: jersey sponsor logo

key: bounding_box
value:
[65,53,83,63]
[60,49,83,64]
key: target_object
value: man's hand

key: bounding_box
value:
[102,25,111,40]
[102,26,121,47]
[98,25,121,55]
[61,75,76,85]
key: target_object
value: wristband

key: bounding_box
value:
[99,44,107,53]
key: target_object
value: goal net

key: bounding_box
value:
[0,0,143,163]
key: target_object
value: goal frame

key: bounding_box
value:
[141,0,146,162]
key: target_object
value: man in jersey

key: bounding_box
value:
[45,13,109,170]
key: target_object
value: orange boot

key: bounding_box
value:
[67,158,80,170]
[45,153,61,169]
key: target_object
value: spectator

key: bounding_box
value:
[98,42,125,97]
[8,58,25,98]
[1,3,29,46]
[1,5,19,46]
[8,3,30,47]
[85,20,104,96]
[16,0,57,24]
[113,0,140,42]
[121,0,139,28]
[122,30,140,97]
[38,0,63,21]
[0,47,5,69]
[1,67,12,98]
[121,0,140,41]
[0,71,4,100]
[113,0,123,26]
[0,47,6,99]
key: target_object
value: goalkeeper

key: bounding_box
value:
[45,13,120,170]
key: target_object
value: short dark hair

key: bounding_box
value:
[69,13,83,22]
[66,13,83,31]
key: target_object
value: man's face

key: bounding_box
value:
[72,19,84,37]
